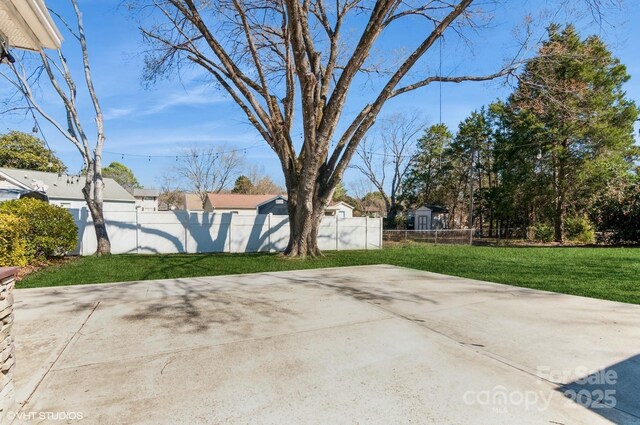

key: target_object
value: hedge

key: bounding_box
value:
[0,198,77,259]
[0,213,29,267]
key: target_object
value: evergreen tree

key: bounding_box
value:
[401,124,452,209]
[507,24,639,241]
[232,175,254,194]
[102,162,142,194]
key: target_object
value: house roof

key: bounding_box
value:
[133,188,160,198]
[207,193,284,209]
[327,201,354,210]
[255,194,287,208]
[418,204,449,213]
[0,167,135,202]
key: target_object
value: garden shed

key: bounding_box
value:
[414,204,449,230]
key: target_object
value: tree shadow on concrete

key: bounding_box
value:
[556,354,640,424]
[118,278,298,335]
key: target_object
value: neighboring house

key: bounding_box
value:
[256,195,288,215]
[133,188,160,211]
[204,193,285,214]
[414,204,449,230]
[0,167,136,211]
[183,193,205,211]
[180,192,354,217]
[325,201,354,218]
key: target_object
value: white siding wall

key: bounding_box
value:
[69,209,382,255]
[135,198,158,211]
[331,204,353,218]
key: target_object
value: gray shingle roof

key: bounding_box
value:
[0,167,135,202]
[133,188,159,197]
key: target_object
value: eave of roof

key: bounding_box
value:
[0,0,63,51]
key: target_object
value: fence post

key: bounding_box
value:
[228,213,233,253]
[184,213,189,254]
[335,215,339,251]
[268,213,272,252]
[365,216,369,250]
[136,209,140,254]
[435,230,438,245]
[405,229,408,241]
[469,229,473,245]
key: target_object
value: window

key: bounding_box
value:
[275,199,284,204]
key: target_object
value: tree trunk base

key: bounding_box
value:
[281,245,323,259]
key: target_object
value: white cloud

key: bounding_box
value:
[103,84,229,121]
[103,107,134,121]
[147,84,228,114]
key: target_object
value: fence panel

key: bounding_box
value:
[338,217,368,250]
[70,209,382,255]
[190,212,233,253]
[138,211,188,254]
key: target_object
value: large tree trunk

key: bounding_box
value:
[82,165,111,256]
[284,191,326,258]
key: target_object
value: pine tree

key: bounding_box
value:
[506,25,638,241]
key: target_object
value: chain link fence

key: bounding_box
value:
[383,229,474,245]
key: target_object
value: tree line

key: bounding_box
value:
[367,26,639,243]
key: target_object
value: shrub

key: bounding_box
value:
[0,213,29,266]
[0,198,78,258]
[393,214,407,230]
[532,223,554,243]
[566,216,595,244]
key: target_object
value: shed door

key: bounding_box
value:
[417,215,429,230]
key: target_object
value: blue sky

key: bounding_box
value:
[2,0,639,193]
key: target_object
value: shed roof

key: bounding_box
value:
[0,167,135,202]
[417,204,449,213]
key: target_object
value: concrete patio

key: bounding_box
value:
[9,265,640,424]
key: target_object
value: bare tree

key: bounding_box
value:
[352,113,424,224]
[135,0,615,257]
[1,0,111,255]
[158,175,185,210]
[246,165,285,194]
[176,146,244,208]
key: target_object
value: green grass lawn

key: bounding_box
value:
[18,244,640,304]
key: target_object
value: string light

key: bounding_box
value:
[103,142,263,161]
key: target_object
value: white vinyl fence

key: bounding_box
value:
[68,209,383,255]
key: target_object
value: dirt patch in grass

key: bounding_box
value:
[17,256,79,281]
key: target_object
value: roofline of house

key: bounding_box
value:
[254,194,287,209]
[50,196,135,204]
[0,170,31,191]
[327,201,354,209]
